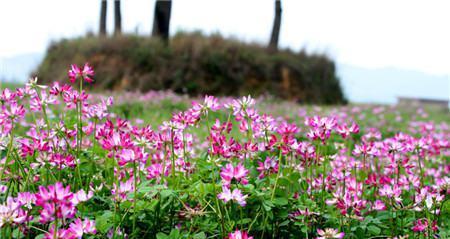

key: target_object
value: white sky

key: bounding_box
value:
[0,0,449,76]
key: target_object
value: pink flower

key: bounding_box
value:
[49,81,72,95]
[0,185,7,194]
[316,228,345,239]
[276,122,299,136]
[86,97,111,120]
[387,139,405,153]
[35,182,77,223]
[69,218,97,238]
[362,127,382,141]
[62,89,89,109]
[49,153,76,170]
[227,229,253,239]
[220,163,249,187]
[111,179,134,202]
[336,122,359,139]
[72,189,94,205]
[372,200,386,211]
[68,63,94,83]
[352,143,375,157]
[146,163,167,180]
[118,148,138,166]
[218,187,248,207]
[305,116,337,143]
[217,187,233,203]
[225,95,255,116]
[0,197,29,227]
[257,157,278,179]
[289,208,320,218]
[412,218,428,232]
[43,225,75,239]
[3,102,26,121]
[192,95,220,115]
[17,192,36,210]
[29,91,58,112]
[68,65,80,83]
[379,184,402,203]
[0,88,16,102]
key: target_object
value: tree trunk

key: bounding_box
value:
[99,0,107,36]
[269,0,282,51]
[152,0,172,42]
[114,0,122,35]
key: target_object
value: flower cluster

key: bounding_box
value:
[0,63,448,238]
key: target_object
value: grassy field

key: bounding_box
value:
[0,79,449,238]
[108,93,450,131]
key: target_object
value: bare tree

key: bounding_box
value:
[269,0,282,51]
[99,0,107,36]
[152,0,172,42]
[114,0,122,35]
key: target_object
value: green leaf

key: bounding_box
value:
[273,197,288,206]
[367,225,381,235]
[34,234,45,239]
[168,229,181,238]
[278,178,291,187]
[289,172,301,182]
[144,200,159,211]
[160,189,175,198]
[279,220,290,227]
[95,211,114,233]
[139,186,154,193]
[237,218,252,225]
[376,211,391,221]
[263,200,275,211]
[355,227,365,238]
[156,232,169,239]
[193,232,207,239]
[300,225,308,233]
[300,180,309,191]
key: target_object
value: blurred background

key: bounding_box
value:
[0,0,448,106]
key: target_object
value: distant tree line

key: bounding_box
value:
[98,0,282,50]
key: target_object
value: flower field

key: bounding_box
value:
[0,64,449,239]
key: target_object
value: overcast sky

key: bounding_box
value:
[1,0,449,76]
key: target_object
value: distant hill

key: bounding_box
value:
[34,33,347,104]
[338,64,449,104]
[0,53,43,82]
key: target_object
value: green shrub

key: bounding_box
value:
[36,32,347,104]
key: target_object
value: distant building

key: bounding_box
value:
[397,97,449,111]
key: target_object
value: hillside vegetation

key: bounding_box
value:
[36,32,346,104]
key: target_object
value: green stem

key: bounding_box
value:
[321,154,326,213]
[182,131,187,177]
[112,201,118,239]
[271,150,283,200]
[211,159,226,237]
[171,129,176,179]
[263,149,284,237]
[76,77,84,189]
[132,159,138,235]
[53,202,58,239]
[247,208,261,233]
[0,126,14,182]
[92,118,98,155]
[416,149,424,187]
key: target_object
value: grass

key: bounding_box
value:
[109,97,449,131]
[0,81,22,90]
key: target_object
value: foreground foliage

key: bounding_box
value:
[0,64,449,238]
